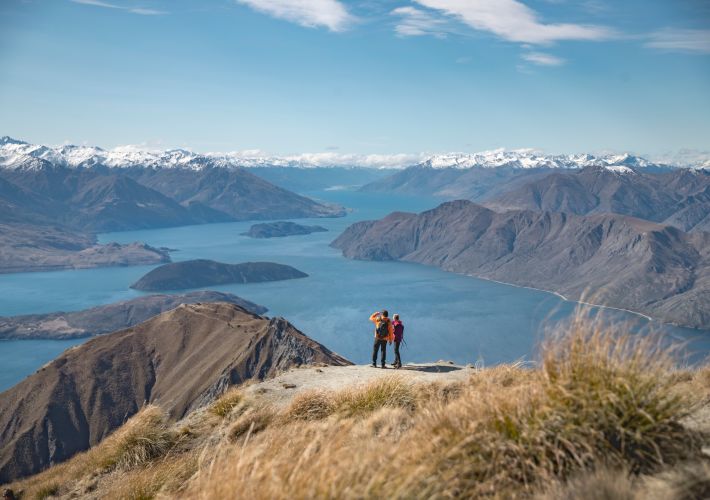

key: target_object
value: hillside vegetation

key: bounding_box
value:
[5,314,710,499]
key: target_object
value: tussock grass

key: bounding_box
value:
[536,468,638,500]
[539,314,700,473]
[283,390,337,422]
[7,314,709,500]
[188,315,705,499]
[228,405,276,442]
[98,453,199,500]
[209,388,244,418]
[34,482,60,500]
[95,405,176,472]
[334,376,416,418]
[6,406,177,499]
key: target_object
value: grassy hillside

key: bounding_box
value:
[5,314,710,499]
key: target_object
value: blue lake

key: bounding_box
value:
[1,190,708,392]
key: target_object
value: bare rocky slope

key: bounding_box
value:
[332,200,710,329]
[124,166,345,222]
[0,302,351,482]
[0,223,170,274]
[364,164,710,233]
[362,164,555,200]
[486,166,710,232]
[0,291,266,340]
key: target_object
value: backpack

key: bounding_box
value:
[376,319,389,339]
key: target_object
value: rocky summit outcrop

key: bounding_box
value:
[0,291,267,340]
[332,200,710,330]
[0,223,170,274]
[241,221,328,238]
[130,259,308,291]
[0,302,351,482]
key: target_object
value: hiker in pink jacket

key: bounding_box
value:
[391,314,404,369]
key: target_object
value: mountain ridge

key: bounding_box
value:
[0,291,267,340]
[0,302,351,482]
[4,137,708,171]
[332,200,710,330]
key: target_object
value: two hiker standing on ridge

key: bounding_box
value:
[369,310,404,369]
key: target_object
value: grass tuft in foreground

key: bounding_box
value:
[6,313,708,499]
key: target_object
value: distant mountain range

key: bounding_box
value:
[410,150,667,170]
[0,137,345,233]
[362,154,710,234]
[332,200,710,330]
[6,137,707,171]
[485,166,710,233]
[0,137,348,274]
[0,302,351,482]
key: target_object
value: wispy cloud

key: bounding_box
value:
[522,51,565,66]
[645,29,710,54]
[70,0,165,15]
[413,0,614,44]
[235,0,353,32]
[391,6,449,38]
[281,152,428,168]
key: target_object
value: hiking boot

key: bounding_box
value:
[381,364,386,369]
[371,363,377,368]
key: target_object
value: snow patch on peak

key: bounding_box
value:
[0,137,693,172]
[603,165,636,174]
[417,150,668,171]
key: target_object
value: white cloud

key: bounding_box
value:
[72,0,120,8]
[70,0,165,15]
[522,51,565,66]
[391,6,449,38]
[282,152,428,168]
[413,0,614,44]
[645,29,710,54]
[128,8,164,15]
[235,0,353,32]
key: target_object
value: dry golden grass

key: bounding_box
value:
[208,388,244,418]
[283,389,337,422]
[7,314,709,500]
[228,404,276,442]
[188,316,705,499]
[6,405,178,499]
[94,405,176,472]
[333,376,417,418]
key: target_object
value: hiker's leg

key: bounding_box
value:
[372,339,379,365]
[380,340,387,366]
[377,340,387,364]
[394,341,401,366]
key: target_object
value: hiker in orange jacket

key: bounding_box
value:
[370,310,394,368]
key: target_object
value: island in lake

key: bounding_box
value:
[130,259,309,291]
[241,221,328,238]
[0,223,170,274]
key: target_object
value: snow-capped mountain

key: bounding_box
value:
[0,137,319,171]
[0,136,702,172]
[418,149,660,170]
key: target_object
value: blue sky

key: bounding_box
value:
[0,0,709,157]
